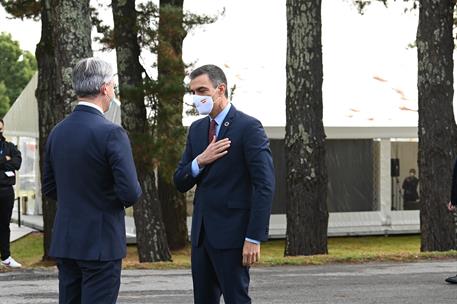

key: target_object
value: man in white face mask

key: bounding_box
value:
[174,65,275,304]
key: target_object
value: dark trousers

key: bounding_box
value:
[191,227,251,304]
[0,186,15,260]
[404,199,420,210]
[56,258,122,304]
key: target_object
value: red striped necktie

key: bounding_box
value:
[208,119,217,142]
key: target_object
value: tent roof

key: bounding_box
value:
[3,72,420,140]
[4,73,38,138]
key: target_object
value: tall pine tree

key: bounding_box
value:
[112,0,171,262]
[417,0,457,251]
[284,0,328,256]
[156,0,188,251]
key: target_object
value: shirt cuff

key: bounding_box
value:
[245,237,260,245]
[191,158,203,177]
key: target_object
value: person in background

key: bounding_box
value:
[402,168,419,210]
[447,160,457,284]
[0,118,22,268]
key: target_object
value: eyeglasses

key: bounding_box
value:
[111,73,118,91]
[103,81,118,92]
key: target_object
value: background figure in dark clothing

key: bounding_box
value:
[0,119,22,268]
[446,158,457,283]
[402,168,419,210]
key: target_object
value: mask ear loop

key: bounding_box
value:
[212,85,221,102]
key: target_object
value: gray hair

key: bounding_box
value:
[72,58,113,97]
[190,64,228,98]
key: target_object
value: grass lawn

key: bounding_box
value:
[9,232,457,269]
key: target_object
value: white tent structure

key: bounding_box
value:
[3,73,41,215]
[4,73,39,138]
[264,126,419,237]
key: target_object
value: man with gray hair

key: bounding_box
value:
[42,57,142,303]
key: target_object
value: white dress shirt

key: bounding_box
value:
[78,101,104,115]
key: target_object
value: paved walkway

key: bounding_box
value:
[10,223,35,242]
[1,261,457,303]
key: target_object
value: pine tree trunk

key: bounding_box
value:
[417,0,457,251]
[157,0,188,250]
[36,0,92,260]
[158,176,187,250]
[112,0,171,262]
[284,0,328,256]
[134,172,171,261]
[36,0,60,261]
[51,0,92,115]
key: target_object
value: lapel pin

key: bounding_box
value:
[224,121,230,127]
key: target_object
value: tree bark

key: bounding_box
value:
[36,0,93,260]
[112,0,171,262]
[51,0,92,113]
[417,0,457,251]
[157,0,188,250]
[36,0,60,261]
[284,0,328,256]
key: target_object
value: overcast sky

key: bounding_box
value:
[0,0,440,127]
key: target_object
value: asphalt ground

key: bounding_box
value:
[1,261,457,303]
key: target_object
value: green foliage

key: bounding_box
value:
[0,0,41,20]
[0,32,37,115]
[0,82,10,117]
[134,2,218,52]
[351,1,457,47]
[91,4,114,50]
[183,7,223,33]
[352,0,417,14]
[129,131,158,173]
[352,0,387,13]
[94,1,219,177]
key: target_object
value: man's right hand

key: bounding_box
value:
[448,201,456,212]
[197,136,231,167]
[5,155,11,161]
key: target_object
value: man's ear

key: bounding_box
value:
[219,83,227,97]
[100,83,107,96]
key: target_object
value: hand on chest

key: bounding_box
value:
[193,125,243,163]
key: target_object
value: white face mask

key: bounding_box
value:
[193,95,214,116]
[109,97,120,110]
[104,94,119,113]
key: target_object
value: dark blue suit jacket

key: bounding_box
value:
[42,105,142,261]
[174,105,275,249]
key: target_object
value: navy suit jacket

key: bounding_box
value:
[174,105,275,249]
[42,105,142,261]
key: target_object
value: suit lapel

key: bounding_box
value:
[195,117,210,156]
[217,105,237,140]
